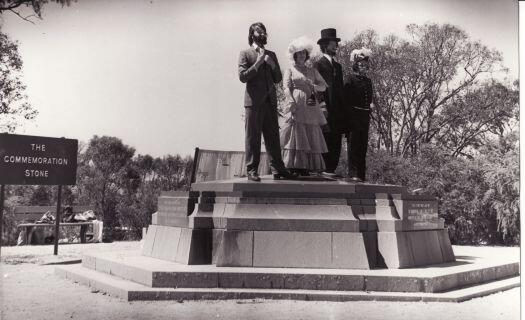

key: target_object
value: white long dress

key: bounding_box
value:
[280,64,328,171]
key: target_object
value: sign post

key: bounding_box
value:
[0,134,77,257]
[0,184,5,260]
[53,185,62,255]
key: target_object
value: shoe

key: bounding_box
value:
[273,171,299,180]
[247,172,261,182]
[321,171,337,178]
[347,176,363,183]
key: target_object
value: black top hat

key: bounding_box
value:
[317,28,341,44]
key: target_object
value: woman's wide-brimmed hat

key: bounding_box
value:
[317,28,341,45]
[287,36,314,62]
[350,47,372,63]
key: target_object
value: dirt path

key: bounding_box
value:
[0,242,520,320]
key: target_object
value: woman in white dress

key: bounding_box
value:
[280,36,329,175]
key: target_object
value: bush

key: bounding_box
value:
[365,143,519,246]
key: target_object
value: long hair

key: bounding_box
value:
[248,22,266,46]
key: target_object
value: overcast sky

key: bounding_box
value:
[0,0,518,157]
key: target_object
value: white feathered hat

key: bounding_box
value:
[287,36,315,62]
[350,47,372,63]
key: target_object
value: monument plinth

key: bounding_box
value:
[142,177,455,269]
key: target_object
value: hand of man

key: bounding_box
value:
[264,54,276,69]
[255,49,266,68]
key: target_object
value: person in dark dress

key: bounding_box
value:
[344,48,373,182]
[314,28,345,177]
[238,22,298,181]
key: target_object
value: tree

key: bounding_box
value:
[339,23,506,157]
[0,29,37,132]
[78,135,135,242]
[0,0,72,22]
[154,154,193,191]
[434,80,518,157]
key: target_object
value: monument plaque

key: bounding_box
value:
[406,201,439,229]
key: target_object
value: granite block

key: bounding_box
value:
[141,224,158,256]
[175,227,192,263]
[109,261,153,286]
[331,232,371,269]
[422,274,459,293]
[150,226,171,260]
[363,232,379,267]
[283,274,364,291]
[189,212,214,229]
[242,273,285,289]
[375,206,399,219]
[212,229,224,264]
[162,226,182,261]
[365,276,421,292]
[215,230,254,267]
[437,229,455,262]
[82,254,96,270]
[408,231,443,266]
[495,263,519,279]
[354,184,407,194]
[252,231,332,268]
[152,272,218,288]
[377,232,414,268]
[191,229,213,264]
[156,214,167,226]
[95,257,111,274]
[151,212,158,225]
[222,218,360,232]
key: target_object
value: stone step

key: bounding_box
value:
[55,264,520,302]
[80,250,519,293]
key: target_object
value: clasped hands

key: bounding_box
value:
[255,49,276,69]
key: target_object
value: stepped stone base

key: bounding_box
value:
[145,177,456,269]
[56,246,520,302]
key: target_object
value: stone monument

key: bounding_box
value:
[142,176,454,269]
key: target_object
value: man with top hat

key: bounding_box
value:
[314,28,345,177]
[344,48,374,182]
[238,22,298,182]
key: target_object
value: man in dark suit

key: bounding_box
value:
[314,28,346,177]
[238,22,297,182]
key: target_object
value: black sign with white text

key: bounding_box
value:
[0,134,78,185]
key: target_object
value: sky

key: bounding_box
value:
[0,0,519,157]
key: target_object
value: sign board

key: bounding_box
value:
[0,133,78,185]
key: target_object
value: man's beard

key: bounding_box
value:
[254,36,267,46]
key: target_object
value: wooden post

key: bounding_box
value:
[0,184,5,261]
[53,185,62,255]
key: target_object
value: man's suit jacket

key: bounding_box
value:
[315,56,345,132]
[238,48,282,109]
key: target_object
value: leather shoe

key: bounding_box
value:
[247,172,261,182]
[347,176,363,183]
[273,170,299,180]
[321,171,337,178]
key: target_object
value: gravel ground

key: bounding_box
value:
[0,242,521,320]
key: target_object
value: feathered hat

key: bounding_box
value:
[287,36,315,62]
[350,47,372,63]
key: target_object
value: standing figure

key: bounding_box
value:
[238,22,298,181]
[314,28,345,177]
[280,36,329,175]
[344,48,373,182]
